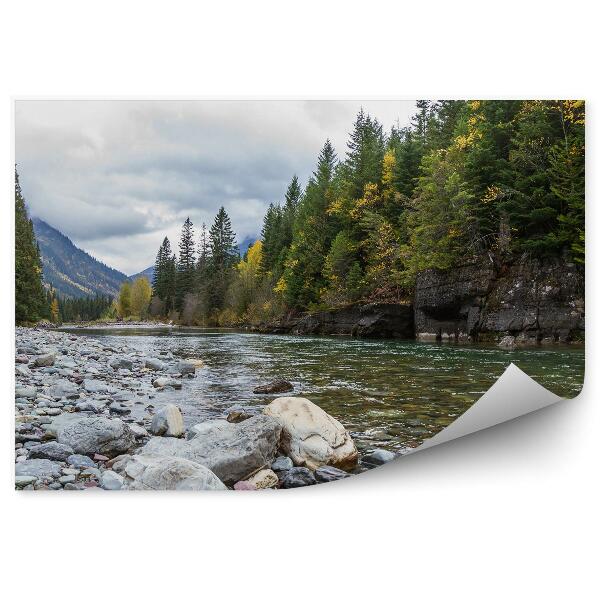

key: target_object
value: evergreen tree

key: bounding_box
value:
[15,168,47,323]
[207,207,238,311]
[175,217,196,310]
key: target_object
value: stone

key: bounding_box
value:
[141,415,281,486]
[112,454,227,491]
[263,397,358,471]
[150,404,185,437]
[247,468,278,489]
[59,474,76,484]
[271,456,294,472]
[33,353,55,367]
[226,410,253,423]
[57,417,136,458]
[109,357,134,370]
[67,454,97,468]
[28,441,74,462]
[16,386,37,399]
[187,420,231,440]
[174,360,196,375]
[109,402,131,415]
[144,357,166,371]
[152,377,182,389]
[314,465,351,483]
[100,470,124,490]
[15,475,38,488]
[15,459,61,479]
[280,467,316,488]
[83,379,112,394]
[253,380,294,394]
[233,480,257,491]
[361,448,397,467]
[128,423,149,438]
[47,380,80,399]
[94,453,109,462]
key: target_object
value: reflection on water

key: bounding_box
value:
[63,327,585,453]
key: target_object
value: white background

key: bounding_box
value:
[1,2,597,598]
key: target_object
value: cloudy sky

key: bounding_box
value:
[15,100,417,275]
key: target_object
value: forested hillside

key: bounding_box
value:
[146,100,584,327]
[32,217,128,298]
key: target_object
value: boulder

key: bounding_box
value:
[15,459,62,480]
[144,357,166,371]
[57,417,136,458]
[498,335,516,349]
[28,441,74,462]
[271,456,294,472]
[280,467,316,488]
[33,353,55,367]
[226,410,253,423]
[141,415,281,486]
[253,380,294,394]
[128,423,149,438]
[15,475,37,488]
[112,454,226,491]
[150,404,185,437]
[67,454,97,469]
[263,397,358,471]
[83,379,113,394]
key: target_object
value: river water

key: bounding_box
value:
[63,327,585,454]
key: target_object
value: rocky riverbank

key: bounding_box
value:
[15,327,396,491]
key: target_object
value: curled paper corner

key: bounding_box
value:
[411,363,565,454]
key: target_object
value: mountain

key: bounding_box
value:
[129,265,154,283]
[238,236,257,257]
[32,217,128,298]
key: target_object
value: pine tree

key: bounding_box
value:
[207,207,238,311]
[15,168,47,323]
[175,217,196,310]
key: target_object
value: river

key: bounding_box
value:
[62,327,585,454]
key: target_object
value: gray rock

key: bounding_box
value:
[100,470,124,490]
[142,415,281,486]
[144,358,166,371]
[253,379,294,394]
[15,459,62,479]
[498,335,516,348]
[280,467,317,488]
[271,456,294,472]
[152,377,182,389]
[15,475,38,488]
[314,465,351,483]
[57,417,136,458]
[150,403,184,437]
[28,441,74,462]
[15,386,37,399]
[112,454,227,491]
[83,379,112,394]
[109,402,131,415]
[59,474,76,484]
[33,353,56,367]
[174,360,196,375]
[109,357,134,370]
[361,448,396,467]
[67,454,97,468]
[128,423,149,438]
[47,380,80,399]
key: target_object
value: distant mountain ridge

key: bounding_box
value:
[32,217,128,299]
[129,265,154,283]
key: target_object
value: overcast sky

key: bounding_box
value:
[15,99,417,275]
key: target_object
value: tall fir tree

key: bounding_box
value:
[175,217,196,310]
[15,168,47,323]
[207,207,238,311]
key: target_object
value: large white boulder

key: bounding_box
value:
[57,416,135,458]
[112,454,226,491]
[150,403,185,437]
[263,397,358,471]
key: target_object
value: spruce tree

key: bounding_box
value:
[207,207,238,311]
[15,168,47,323]
[175,217,196,310]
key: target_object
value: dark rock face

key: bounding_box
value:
[255,303,414,339]
[414,258,584,343]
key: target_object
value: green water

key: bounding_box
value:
[64,327,585,453]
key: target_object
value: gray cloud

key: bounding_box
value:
[15,99,416,274]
